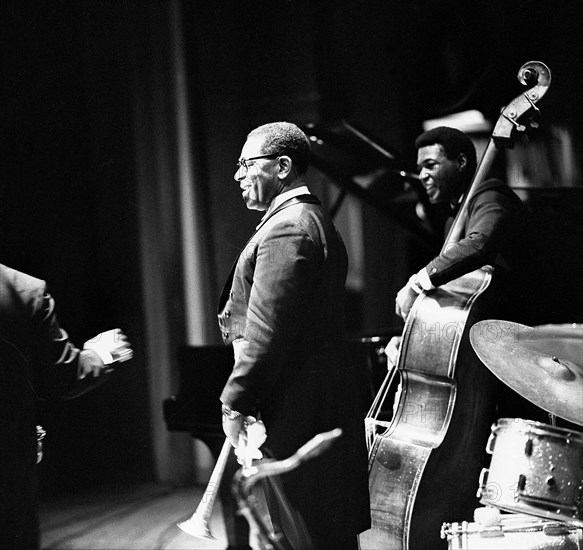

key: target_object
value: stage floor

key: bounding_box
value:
[40,482,230,550]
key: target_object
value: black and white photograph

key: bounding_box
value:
[1,1,582,549]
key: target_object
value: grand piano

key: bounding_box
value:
[163,345,233,453]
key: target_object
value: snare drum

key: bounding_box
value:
[478,418,583,526]
[441,511,583,549]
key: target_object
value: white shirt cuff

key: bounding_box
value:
[83,344,114,365]
[416,267,436,291]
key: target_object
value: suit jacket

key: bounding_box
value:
[423,178,535,323]
[0,264,105,549]
[425,178,526,287]
[218,195,370,538]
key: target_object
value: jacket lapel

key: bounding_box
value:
[217,194,320,312]
[254,194,320,233]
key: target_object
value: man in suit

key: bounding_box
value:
[395,126,527,322]
[0,264,132,550]
[384,128,538,550]
[218,122,370,549]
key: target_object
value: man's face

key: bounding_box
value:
[234,135,282,211]
[417,143,464,204]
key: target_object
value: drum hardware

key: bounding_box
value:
[549,413,558,427]
[441,508,583,549]
[441,517,576,539]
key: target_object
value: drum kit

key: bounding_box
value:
[441,320,583,549]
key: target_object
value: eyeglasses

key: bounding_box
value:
[236,153,279,173]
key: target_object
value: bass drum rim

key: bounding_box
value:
[441,511,583,550]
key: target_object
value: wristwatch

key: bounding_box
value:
[222,403,242,420]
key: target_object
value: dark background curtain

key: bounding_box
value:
[1,0,582,489]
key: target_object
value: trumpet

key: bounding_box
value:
[177,438,232,539]
[178,416,266,539]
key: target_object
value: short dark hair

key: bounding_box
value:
[415,126,477,177]
[248,122,311,175]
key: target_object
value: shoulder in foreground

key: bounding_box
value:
[0,263,46,290]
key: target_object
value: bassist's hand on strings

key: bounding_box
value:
[385,336,401,368]
[395,274,424,320]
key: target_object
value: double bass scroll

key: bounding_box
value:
[359,61,552,550]
[447,61,551,245]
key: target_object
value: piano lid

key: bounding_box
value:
[302,120,442,251]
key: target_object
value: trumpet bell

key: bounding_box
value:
[177,513,215,540]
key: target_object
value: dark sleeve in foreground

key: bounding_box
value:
[32,289,106,399]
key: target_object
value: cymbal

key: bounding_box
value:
[470,320,583,426]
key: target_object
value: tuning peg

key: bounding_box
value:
[503,112,526,132]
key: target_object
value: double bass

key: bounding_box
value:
[359,61,552,550]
